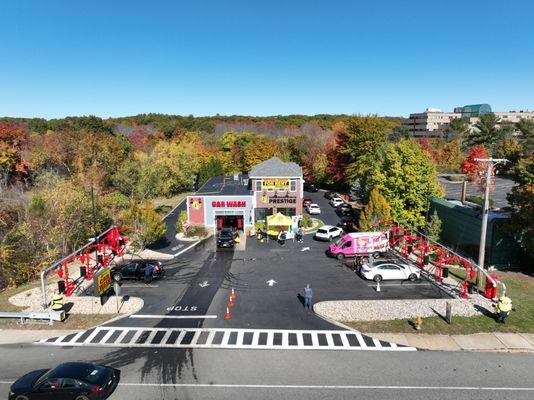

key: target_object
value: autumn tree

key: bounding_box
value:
[438,139,463,172]
[494,138,524,174]
[359,188,391,231]
[120,200,166,248]
[446,118,469,141]
[243,135,278,172]
[461,145,489,184]
[0,122,31,184]
[367,140,444,228]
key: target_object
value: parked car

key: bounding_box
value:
[324,191,336,200]
[336,202,353,215]
[338,216,357,232]
[9,362,120,400]
[304,182,319,192]
[306,204,321,215]
[111,260,164,282]
[328,232,389,260]
[217,228,237,248]
[329,197,345,207]
[303,198,313,207]
[314,225,344,241]
[359,260,421,282]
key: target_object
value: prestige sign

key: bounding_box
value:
[93,268,112,297]
[262,178,290,190]
[269,197,296,204]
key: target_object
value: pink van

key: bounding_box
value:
[328,232,389,260]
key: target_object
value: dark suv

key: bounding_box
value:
[304,182,319,192]
[336,202,353,216]
[217,229,236,248]
[338,216,357,232]
[111,260,165,282]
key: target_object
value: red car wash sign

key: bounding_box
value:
[211,200,247,208]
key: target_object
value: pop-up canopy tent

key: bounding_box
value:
[266,212,293,231]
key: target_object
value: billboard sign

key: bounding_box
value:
[262,178,290,190]
[94,268,111,297]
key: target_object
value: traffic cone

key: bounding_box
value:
[227,294,234,307]
[225,307,231,320]
[230,288,236,300]
[376,281,381,292]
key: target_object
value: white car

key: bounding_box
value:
[307,204,321,215]
[314,225,343,241]
[329,197,345,207]
[359,261,421,282]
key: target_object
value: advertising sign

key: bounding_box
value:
[94,268,111,297]
[262,178,290,190]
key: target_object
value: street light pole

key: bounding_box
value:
[474,158,508,282]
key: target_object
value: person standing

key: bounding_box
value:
[304,284,313,309]
[144,264,154,284]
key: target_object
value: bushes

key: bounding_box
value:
[302,214,313,228]
[176,210,188,234]
[466,196,494,207]
[120,201,166,248]
[184,225,208,238]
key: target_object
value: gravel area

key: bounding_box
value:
[9,284,144,314]
[314,294,495,322]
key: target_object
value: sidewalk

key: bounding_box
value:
[0,329,78,345]
[370,332,534,352]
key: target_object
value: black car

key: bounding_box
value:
[324,191,336,200]
[336,202,353,216]
[9,362,120,400]
[111,260,164,282]
[338,216,357,232]
[217,229,236,248]
[303,182,319,192]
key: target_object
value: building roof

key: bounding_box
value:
[249,157,303,178]
[460,104,492,117]
[197,175,252,196]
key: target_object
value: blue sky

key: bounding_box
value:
[1,0,533,118]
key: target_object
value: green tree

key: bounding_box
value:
[426,210,442,242]
[507,156,534,258]
[121,200,166,248]
[446,118,469,141]
[359,188,392,231]
[197,156,224,187]
[243,135,278,172]
[390,125,411,142]
[438,139,463,173]
[464,113,503,152]
[367,139,444,228]
[494,138,524,174]
[515,119,534,154]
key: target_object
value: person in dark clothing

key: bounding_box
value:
[304,284,313,309]
[144,264,154,284]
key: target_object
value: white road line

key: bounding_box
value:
[221,331,231,346]
[145,330,158,344]
[366,283,433,287]
[114,329,130,344]
[355,332,367,348]
[296,332,304,347]
[176,330,187,345]
[54,335,67,344]
[251,331,259,346]
[129,314,217,319]
[325,333,334,347]
[65,330,86,344]
[122,284,159,288]
[129,330,144,344]
[190,331,202,346]
[281,331,288,347]
[340,333,350,347]
[100,329,116,344]
[173,241,201,257]
[117,383,534,391]
[83,329,101,344]
[160,330,173,345]
[311,332,319,347]
[205,330,216,346]
[372,337,382,348]
[236,331,244,346]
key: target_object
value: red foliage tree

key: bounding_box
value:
[461,145,493,190]
[416,138,438,164]
[0,122,31,178]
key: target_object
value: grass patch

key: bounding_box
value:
[304,218,325,234]
[0,313,117,330]
[0,280,49,312]
[153,192,193,215]
[345,274,534,335]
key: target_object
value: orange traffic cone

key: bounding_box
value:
[225,307,231,320]
[230,288,236,300]
[227,294,234,307]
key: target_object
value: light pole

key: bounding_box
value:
[474,157,508,283]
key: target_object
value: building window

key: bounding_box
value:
[290,180,296,192]
[255,180,262,191]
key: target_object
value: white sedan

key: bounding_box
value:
[307,204,321,215]
[314,225,343,241]
[359,261,421,282]
[329,197,345,207]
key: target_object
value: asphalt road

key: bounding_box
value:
[1,345,533,400]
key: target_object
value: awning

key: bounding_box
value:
[266,212,293,227]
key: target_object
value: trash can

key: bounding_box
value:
[80,266,87,277]
[423,255,430,265]
[469,282,477,294]
[442,267,449,278]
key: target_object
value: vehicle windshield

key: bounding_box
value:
[334,238,345,246]
[219,230,233,238]
[317,229,327,234]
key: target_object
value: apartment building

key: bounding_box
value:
[403,104,533,138]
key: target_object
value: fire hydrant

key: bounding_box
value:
[415,316,422,330]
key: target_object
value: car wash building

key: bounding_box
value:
[186,157,304,235]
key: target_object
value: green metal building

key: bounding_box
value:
[430,198,526,269]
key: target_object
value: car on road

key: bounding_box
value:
[324,191,336,200]
[359,260,421,282]
[336,202,353,216]
[303,198,313,207]
[111,260,164,282]
[9,362,120,400]
[329,197,345,207]
[338,216,357,232]
[306,203,321,215]
[314,225,344,241]
[217,228,237,248]
[304,182,319,192]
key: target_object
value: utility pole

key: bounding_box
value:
[474,157,508,284]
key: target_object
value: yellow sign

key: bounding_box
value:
[262,178,290,190]
[95,269,111,297]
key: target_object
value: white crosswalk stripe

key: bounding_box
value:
[37,327,416,351]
